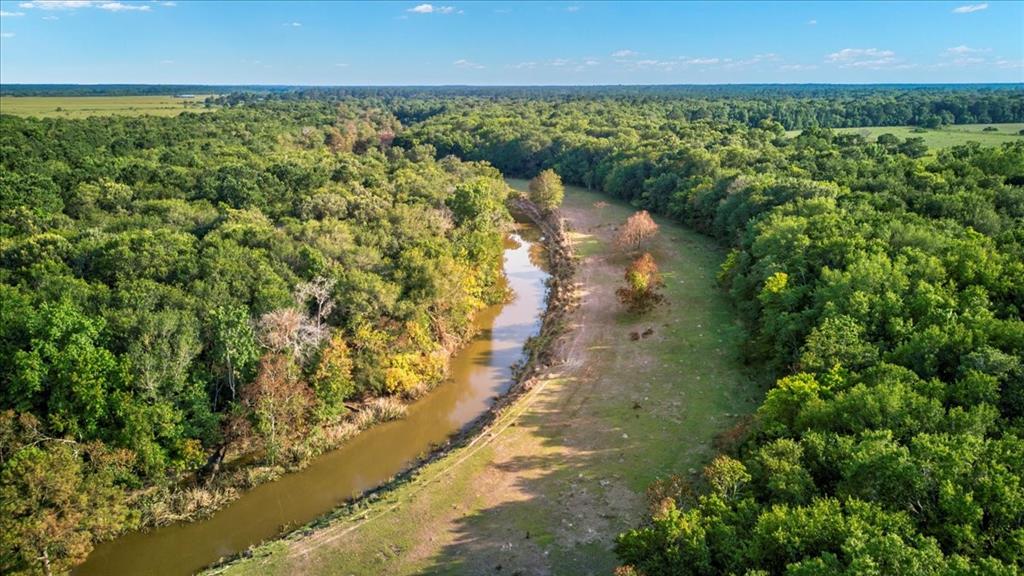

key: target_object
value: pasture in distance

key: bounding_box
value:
[0,95,215,118]
[787,122,1024,149]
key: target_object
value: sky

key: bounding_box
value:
[0,0,1022,85]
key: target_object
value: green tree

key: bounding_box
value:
[209,305,258,404]
[8,301,120,440]
[310,334,355,419]
[528,168,565,212]
[0,412,135,576]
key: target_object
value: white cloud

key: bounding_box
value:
[611,49,638,58]
[453,58,483,69]
[565,5,580,12]
[934,56,986,67]
[408,3,455,14]
[19,1,94,9]
[780,64,819,71]
[609,51,785,73]
[510,58,599,71]
[827,48,894,62]
[807,19,817,25]
[826,47,906,69]
[42,14,58,18]
[19,1,151,10]
[0,32,14,37]
[728,53,779,67]
[951,3,987,13]
[0,10,26,16]
[681,57,721,65]
[161,1,175,5]
[945,45,989,54]
[285,21,301,27]
[98,2,150,11]
[995,59,1023,69]
[934,45,992,67]
[622,58,679,71]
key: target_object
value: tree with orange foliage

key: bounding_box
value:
[615,253,666,314]
[616,210,659,252]
[240,354,313,464]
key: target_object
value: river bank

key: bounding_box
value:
[74,195,571,576]
[188,194,578,575]
[213,179,758,575]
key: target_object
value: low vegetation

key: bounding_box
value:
[788,122,1024,150]
[615,253,665,315]
[0,95,216,118]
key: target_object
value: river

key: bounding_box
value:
[75,228,549,576]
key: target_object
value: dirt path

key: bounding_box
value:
[217,183,758,576]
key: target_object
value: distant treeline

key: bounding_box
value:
[5,84,1023,129]
[221,84,1024,130]
[5,83,1023,98]
[0,84,296,97]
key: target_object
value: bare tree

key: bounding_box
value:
[294,276,336,333]
[256,277,336,363]
[616,210,659,252]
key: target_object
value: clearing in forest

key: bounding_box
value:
[214,180,759,576]
[786,122,1024,149]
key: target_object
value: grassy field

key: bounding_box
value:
[786,122,1024,149]
[0,95,215,118]
[213,181,759,575]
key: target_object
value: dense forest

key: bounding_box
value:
[2,85,1023,575]
[399,95,1024,574]
[212,84,1024,129]
[0,102,512,574]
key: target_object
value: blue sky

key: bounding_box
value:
[0,1,1022,85]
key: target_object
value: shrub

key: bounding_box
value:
[616,253,666,314]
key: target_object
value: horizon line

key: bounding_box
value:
[2,81,1023,89]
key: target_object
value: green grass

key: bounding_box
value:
[785,123,1024,149]
[0,95,216,118]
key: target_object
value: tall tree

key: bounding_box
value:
[209,305,258,404]
[528,169,565,212]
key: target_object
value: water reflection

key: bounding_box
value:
[75,232,549,576]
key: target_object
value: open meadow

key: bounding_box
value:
[0,95,214,118]
[787,122,1024,148]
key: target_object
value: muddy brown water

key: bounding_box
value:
[75,230,549,576]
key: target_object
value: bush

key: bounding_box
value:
[616,253,666,314]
